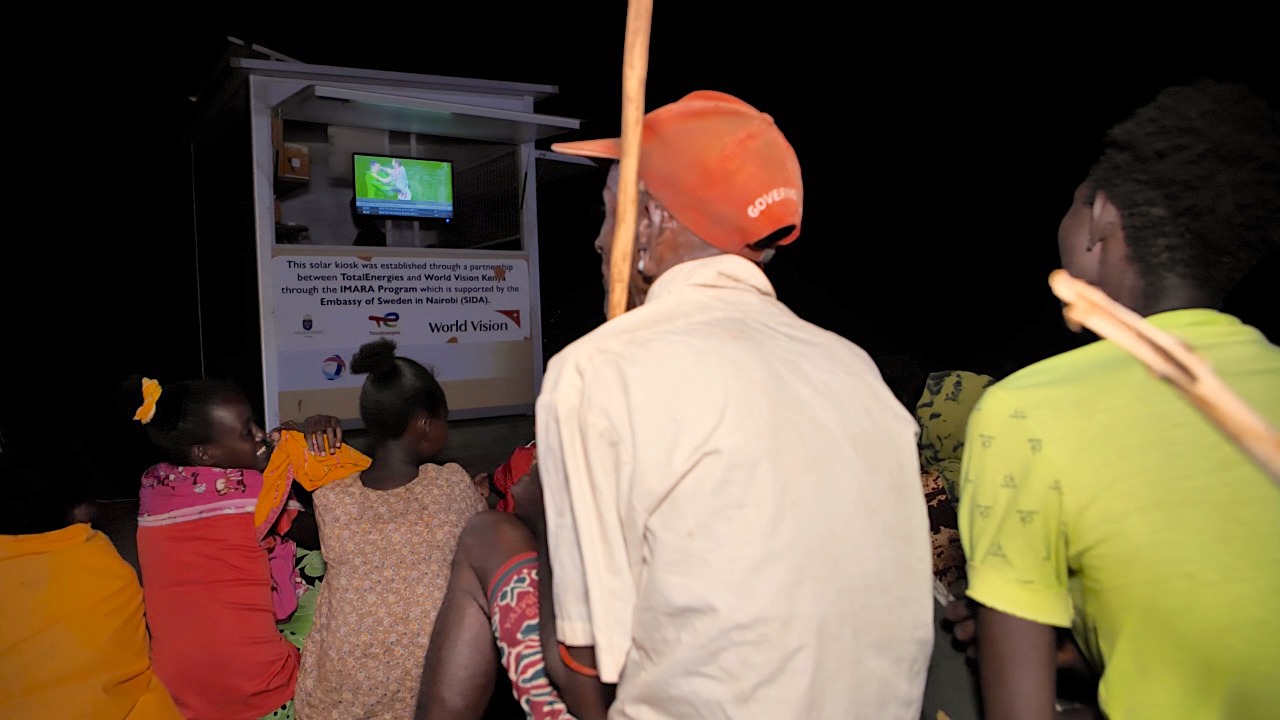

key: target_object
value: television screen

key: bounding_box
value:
[353,154,454,220]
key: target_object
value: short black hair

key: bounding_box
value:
[1086,79,1280,303]
[0,416,97,534]
[350,339,449,440]
[115,375,244,466]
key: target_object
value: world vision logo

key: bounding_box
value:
[495,310,521,328]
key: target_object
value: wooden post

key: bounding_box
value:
[607,0,654,320]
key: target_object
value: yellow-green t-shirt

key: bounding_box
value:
[959,309,1280,720]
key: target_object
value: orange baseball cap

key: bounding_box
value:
[551,90,803,256]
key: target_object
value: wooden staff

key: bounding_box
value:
[1048,269,1280,485]
[607,0,654,320]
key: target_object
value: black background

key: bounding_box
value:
[14,12,1278,496]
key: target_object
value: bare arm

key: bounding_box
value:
[414,545,498,720]
[976,605,1059,720]
[416,508,608,720]
[513,465,617,718]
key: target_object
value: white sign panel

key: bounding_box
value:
[271,255,532,391]
[274,256,530,345]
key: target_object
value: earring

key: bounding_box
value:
[636,251,647,274]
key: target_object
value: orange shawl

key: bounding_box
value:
[0,524,182,719]
[255,429,371,537]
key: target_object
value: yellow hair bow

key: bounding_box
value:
[133,377,163,424]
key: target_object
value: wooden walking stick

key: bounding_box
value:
[607,0,654,320]
[1048,269,1280,485]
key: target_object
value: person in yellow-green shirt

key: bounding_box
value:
[959,80,1280,720]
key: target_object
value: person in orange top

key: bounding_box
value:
[118,374,344,720]
[0,414,183,719]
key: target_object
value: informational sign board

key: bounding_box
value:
[267,250,536,425]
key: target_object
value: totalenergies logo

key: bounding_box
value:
[368,312,400,328]
[321,355,346,381]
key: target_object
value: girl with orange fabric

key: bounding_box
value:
[120,375,344,720]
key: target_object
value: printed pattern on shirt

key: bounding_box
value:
[295,463,485,720]
[959,386,1071,627]
[489,552,573,720]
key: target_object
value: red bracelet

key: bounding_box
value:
[558,644,600,678]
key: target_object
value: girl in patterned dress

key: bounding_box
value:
[294,338,487,719]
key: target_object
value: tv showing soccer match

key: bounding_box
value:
[352,154,454,220]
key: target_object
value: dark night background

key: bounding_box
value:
[13,12,1277,498]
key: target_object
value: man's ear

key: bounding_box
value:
[635,196,666,254]
[1088,190,1125,251]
